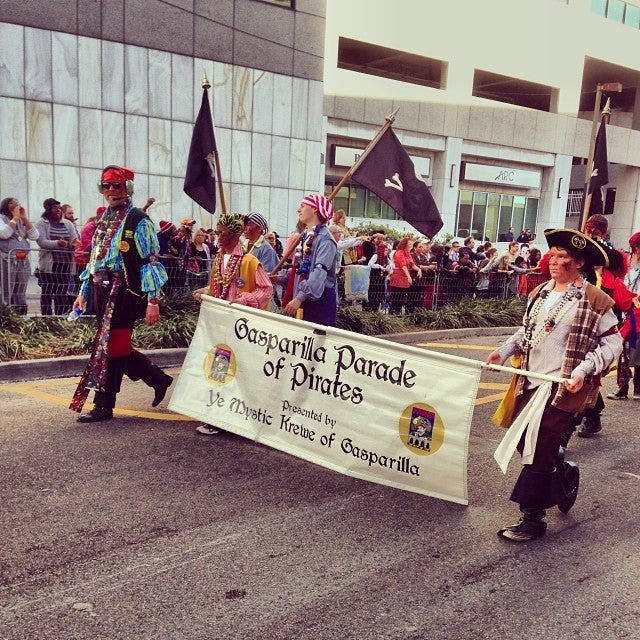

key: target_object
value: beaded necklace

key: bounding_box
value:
[521,278,586,354]
[91,201,131,263]
[296,225,321,278]
[210,250,243,300]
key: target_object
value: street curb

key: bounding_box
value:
[0,348,188,384]
[0,328,518,384]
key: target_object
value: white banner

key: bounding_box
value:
[169,296,483,504]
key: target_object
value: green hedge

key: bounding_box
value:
[0,296,525,362]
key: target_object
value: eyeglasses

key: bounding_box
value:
[100,182,124,190]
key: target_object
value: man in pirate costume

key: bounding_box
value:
[192,213,272,435]
[278,194,338,327]
[70,165,172,423]
[486,229,622,542]
[242,211,278,274]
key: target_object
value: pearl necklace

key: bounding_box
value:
[521,278,586,354]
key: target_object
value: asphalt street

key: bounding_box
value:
[1,330,638,640]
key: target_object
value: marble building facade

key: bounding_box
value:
[0,0,326,236]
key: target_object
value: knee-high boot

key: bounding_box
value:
[124,349,173,407]
[78,356,128,422]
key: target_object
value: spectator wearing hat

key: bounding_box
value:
[274,194,338,327]
[0,197,39,314]
[486,228,622,542]
[192,212,272,436]
[35,198,80,315]
[70,165,172,423]
[243,211,278,273]
[157,219,176,256]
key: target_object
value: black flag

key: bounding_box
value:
[587,115,609,215]
[184,87,217,214]
[352,127,443,237]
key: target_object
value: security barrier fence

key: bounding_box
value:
[1,247,545,317]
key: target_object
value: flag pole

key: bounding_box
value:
[326,106,400,202]
[202,71,227,216]
[270,108,401,275]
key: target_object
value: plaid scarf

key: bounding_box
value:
[517,282,615,411]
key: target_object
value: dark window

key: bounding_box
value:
[473,69,554,111]
[338,37,445,89]
[324,182,399,221]
[456,191,539,242]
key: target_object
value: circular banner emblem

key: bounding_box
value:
[119,240,130,252]
[398,403,445,456]
[203,343,236,386]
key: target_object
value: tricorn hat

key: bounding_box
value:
[544,228,609,268]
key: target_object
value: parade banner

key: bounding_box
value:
[169,296,483,504]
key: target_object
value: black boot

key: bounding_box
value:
[497,466,561,542]
[77,356,126,423]
[498,508,547,542]
[125,349,173,407]
[578,413,601,438]
[77,405,114,423]
[78,390,115,423]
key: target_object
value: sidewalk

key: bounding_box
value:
[0,327,516,384]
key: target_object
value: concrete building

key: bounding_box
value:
[0,0,326,236]
[323,0,640,247]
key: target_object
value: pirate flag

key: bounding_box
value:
[352,127,443,237]
[587,115,609,215]
[184,87,218,214]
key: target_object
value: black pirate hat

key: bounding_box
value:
[544,228,609,268]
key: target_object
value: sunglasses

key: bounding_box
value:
[100,182,125,190]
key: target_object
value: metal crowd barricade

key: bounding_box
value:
[1,247,217,317]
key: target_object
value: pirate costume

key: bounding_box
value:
[71,166,172,422]
[283,194,338,327]
[492,229,622,542]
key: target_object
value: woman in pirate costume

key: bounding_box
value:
[191,212,273,435]
[486,228,622,542]
[279,194,338,327]
[70,165,172,423]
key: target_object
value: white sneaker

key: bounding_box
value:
[196,424,220,435]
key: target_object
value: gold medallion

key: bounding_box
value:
[119,240,130,252]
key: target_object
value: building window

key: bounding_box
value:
[455,190,539,241]
[325,182,397,221]
[337,37,445,90]
[566,189,584,216]
[591,0,640,28]
[473,70,554,112]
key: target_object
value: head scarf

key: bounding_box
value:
[218,213,246,234]
[101,166,134,183]
[247,211,269,233]
[302,194,334,222]
[584,214,608,236]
